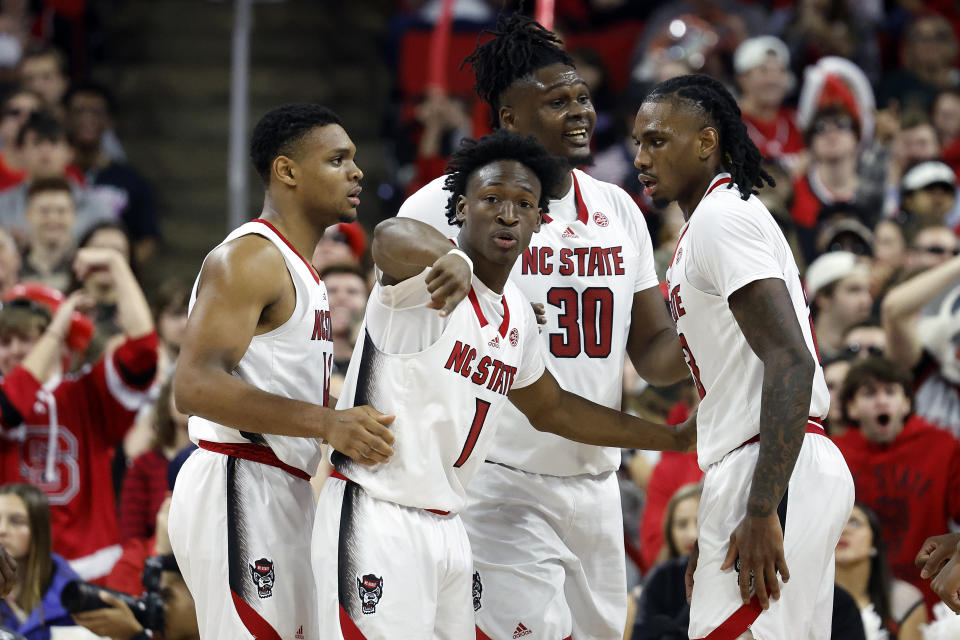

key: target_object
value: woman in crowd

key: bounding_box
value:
[0,484,81,639]
[835,503,927,639]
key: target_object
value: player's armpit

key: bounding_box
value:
[509,370,689,451]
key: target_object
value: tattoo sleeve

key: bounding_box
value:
[729,278,815,518]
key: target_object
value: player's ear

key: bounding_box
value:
[273,155,297,187]
[533,209,542,233]
[499,107,517,132]
[455,195,468,223]
[698,127,719,161]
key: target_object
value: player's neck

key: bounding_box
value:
[554,170,574,200]
[833,559,871,608]
[678,171,722,221]
[258,197,324,263]
[465,250,508,295]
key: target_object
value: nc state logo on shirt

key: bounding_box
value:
[509,328,519,347]
[675,247,683,263]
[593,212,609,227]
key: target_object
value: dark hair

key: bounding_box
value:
[0,484,53,615]
[644,75,775,200]
[26,175,72,202]
[662,482,702,560]
[153,377,182,451]
[463,13,574,127]
[319,262,367,282]
[21,45,68,76]
[839,357,913,424]
[442,129,566,226]
[63,80,117,116]
[16,110,65,147]
[150,278,191,322]
[805,105,861,145]
[249,104,343,183]
[852,502,896,631]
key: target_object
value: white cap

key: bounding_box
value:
[805,251,869,299]
[901,161,957,192]
[733,36,790,74]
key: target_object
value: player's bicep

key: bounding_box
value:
[728,278,811,365]
[509,369,560,426]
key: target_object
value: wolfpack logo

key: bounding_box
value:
[357,574,383,614]
[472,572,482,611]
[561,227,577,239]
[509,328,519,347]
[593,211,609,227]
[488,336,500,349]
[249,558,275,598]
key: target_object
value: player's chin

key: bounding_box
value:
[337,207,358,223]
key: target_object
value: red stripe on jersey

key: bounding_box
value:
[498,296,510,338]
[705,175,732,197]
[572,171,589,225]
[339,604,370,640]
[467,289,510,337]
[231,589,283,640]
[692,595,762,640]
[476,627,493,639]
[198,440,311,481]
[541,212,553,224]
[468,288,488,328]
[252,218,321,284]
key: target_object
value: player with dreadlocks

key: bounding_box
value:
[312,129,695,639]
[396,12,690,640]
[635,74,855,639]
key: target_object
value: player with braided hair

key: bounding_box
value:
[634,75,855,639]
[397,12,689,640]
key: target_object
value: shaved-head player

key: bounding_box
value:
[395,14,690,640]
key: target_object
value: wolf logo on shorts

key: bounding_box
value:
[473,571,483,611]
[358,574,383,614]
[249,558,275,599]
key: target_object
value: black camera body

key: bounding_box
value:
[60,555,169,631]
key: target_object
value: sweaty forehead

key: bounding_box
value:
[510,64,585,96]
[466,160,540,195]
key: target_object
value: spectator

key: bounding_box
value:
[0,247,157,581]
[311,221,365,272]
[0,228,20,297]
[16,48,67,117]
[780,0,881,84]
[933,89,960,179]
[823,355,853,436]
[631,483,701,640]
[871,220,907,299]
[18,177,75,292]
[403,90,472,197]
[0,89,41,190]
[64,82,159,266]
[117,378,188,544]
[0,111,113,240]
[150,278,189,381]
[834,357,960,610]
[882,254,960,436]
[843,321,887,360]
[835,502,927,640]
[0,483,83,639]
[888,112,943,198]
[816,213,875,258]
[877,14,960,114]
[806,251,874,361]
[898,161,958,233]
[734,36,805,174]
[904,224,958,273]
[319,263,368,377]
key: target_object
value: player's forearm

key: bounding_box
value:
[373,218,455,279]
[747,350,814,517]
[629,327,689,386]
[112,258,154,338]
[174,363,328,439]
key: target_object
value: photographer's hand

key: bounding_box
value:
[72,590,144,640]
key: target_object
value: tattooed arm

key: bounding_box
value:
[721,277,815,609]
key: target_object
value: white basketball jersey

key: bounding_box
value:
[331,269,545,513]
[397,170,658,475]
[665,175,829,470]
[187,219,334,476]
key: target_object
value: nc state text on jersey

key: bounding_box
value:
[521,246,626,277]
[444,340,518,396]
[311,309,333,341]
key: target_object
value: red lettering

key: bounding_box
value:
[574,247,589,274]
[539,247,554,275]
[610,246,625,275]
[471,356,492,386]
[587,247,604,276]
[461,348,477,377]
[444,341,471,373]
[558,248,574,275]
[521,248,536,275]
[670,285,686,322]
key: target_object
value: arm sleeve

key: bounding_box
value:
[395,177,460,239]
[1,367,43,420]
[688,201,785,302]
[512,302,546,390]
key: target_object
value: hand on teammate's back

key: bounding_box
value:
[916,532,960,612]
[721,513,790,610]
[425,251,472,316]
[327,406,395,465]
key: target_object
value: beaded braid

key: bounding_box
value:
[647,75,775,200]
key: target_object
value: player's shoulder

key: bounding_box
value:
[693,187,776,234]
[199,233,286,296]
[574,169,638,210]
[398,175,449,211]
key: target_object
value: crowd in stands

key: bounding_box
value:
[0,0,956,638]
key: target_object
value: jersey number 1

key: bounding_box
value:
[453,398,491,468]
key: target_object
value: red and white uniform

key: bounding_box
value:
[0,333,157,580]
[398,169,657,640]
[314,267,543,639]
[666,174,854,640]
[168,219,333,640]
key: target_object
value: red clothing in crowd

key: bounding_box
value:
[832,415,960,611]
[742,108,805,164]
[0,331,157,581]
[0,153,25,191]
[118,448,169,542]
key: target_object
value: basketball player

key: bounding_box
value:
[167,104,395,640]
[314,130,696,640]
[634,75,855,639]
[397,15,689,639]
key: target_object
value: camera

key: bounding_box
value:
[60,555,172,631]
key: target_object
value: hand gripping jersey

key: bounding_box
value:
[187,218,333,476]
[398,169,658,475]
[331,269,545,513]
[665,174,830,469]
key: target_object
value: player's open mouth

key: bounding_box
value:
[493,230,518,249]
[638,174,657,197]
[347,186,362,206]
[564,128,589,145]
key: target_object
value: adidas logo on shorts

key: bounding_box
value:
[513,622,532,638]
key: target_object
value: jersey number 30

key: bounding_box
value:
[547,287,614,358]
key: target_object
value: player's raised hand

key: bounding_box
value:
[685,541,698,604]
[327,406,395,465]
[721,513,790,610]
[425,251,472,317]
[917,532,960,579]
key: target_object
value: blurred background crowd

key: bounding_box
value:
[0,0,956,639]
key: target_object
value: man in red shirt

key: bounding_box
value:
[833,356,960,611]
[0,247,157,582]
